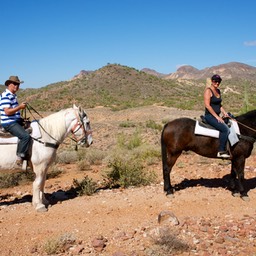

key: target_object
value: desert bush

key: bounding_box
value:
[119,120,136,128]
[56,150,78,164]
[43,233,76,255]
[0,173,20,188]
[77,160,91,171]
[102,130,159,188]
[73,176,98,196]
[117,131,142,150]
[77,148,106,165]
[0,171,35,188]
[146,119,163,131]
[146,227,189,255]
[132,144,161,166]
[103,155,156,189]
[47,165,64,179]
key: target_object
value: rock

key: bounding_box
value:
[158,210,179,225]
[91,236,107,252]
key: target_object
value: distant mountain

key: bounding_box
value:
[73,62,256,82]
[140,68,166,78]
[71,70,94,80]
[164,62,256,81]
[17,63,256,114]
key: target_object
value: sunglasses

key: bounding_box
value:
[12,82,20,86]
[212,80,221,84]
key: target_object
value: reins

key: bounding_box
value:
[26,103,62,147]
[25,103,84,148]
[229,117,256,133]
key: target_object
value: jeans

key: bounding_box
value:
[204,114,230,152]
[4,122,32,159]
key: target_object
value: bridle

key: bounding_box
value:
[70,110,91,145]
[26,104,91,148]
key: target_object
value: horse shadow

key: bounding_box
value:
[0,187,79,208]
[173,174,256,194]
[1,176,256,208]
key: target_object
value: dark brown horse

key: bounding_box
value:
[161,110,256,201]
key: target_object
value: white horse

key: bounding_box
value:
[0,105,92,212]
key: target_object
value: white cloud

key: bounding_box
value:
[244,41,256,46]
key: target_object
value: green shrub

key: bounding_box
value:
[43,233,76,255]
[47,166,64,179]
[56,150,78,164]
[146,119,163,131]
[103,156,156,188]
[117,131,142,150]
[0,171,35,188]
[77,160,91,171]
[0,173,20,188]
[73,176,98,196]
[77,148,106,165]
[147,227,189,255]
[119,121,136,128]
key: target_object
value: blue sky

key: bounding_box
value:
[1,0,256,88]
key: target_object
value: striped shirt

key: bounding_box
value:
[0,89,21,127]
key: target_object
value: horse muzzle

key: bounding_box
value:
[79,132,93,147]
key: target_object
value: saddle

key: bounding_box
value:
[195,115,240,146]
[0,119,32,139]
[199,115,231,129]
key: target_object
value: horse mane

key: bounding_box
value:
[39,108,73,139]
[237,109,256,125]
[237,109,256,120]
[236,109,256,135]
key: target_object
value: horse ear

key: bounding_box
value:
[73,104,78,109]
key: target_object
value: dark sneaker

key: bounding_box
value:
[217,151,230,158]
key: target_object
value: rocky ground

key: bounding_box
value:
[0,106,256,256]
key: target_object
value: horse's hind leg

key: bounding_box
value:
[163,153,181,197]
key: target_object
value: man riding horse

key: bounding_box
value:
[0,76,32,168]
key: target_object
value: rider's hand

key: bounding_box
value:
[20,102,27,109]
[216,116,224,123]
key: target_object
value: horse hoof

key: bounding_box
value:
[241,196,250,202]
[36,205,48,212]
[232,192,240,197]
[166,193,175,199]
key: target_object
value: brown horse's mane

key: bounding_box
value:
[237,109,256,120]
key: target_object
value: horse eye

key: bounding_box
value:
[82,112,87,118]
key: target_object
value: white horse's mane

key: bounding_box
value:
[39,108,75,139]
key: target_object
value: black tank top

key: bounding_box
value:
[205,88,222,115]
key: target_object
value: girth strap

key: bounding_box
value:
[32,137,60,149]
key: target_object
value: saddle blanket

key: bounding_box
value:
[194,119,240,146]
[0,121,42,145]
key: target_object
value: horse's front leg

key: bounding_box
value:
[229,168,237,191]
[231,157,249,201]
[40,171,50,206]
[32,164,49,212]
